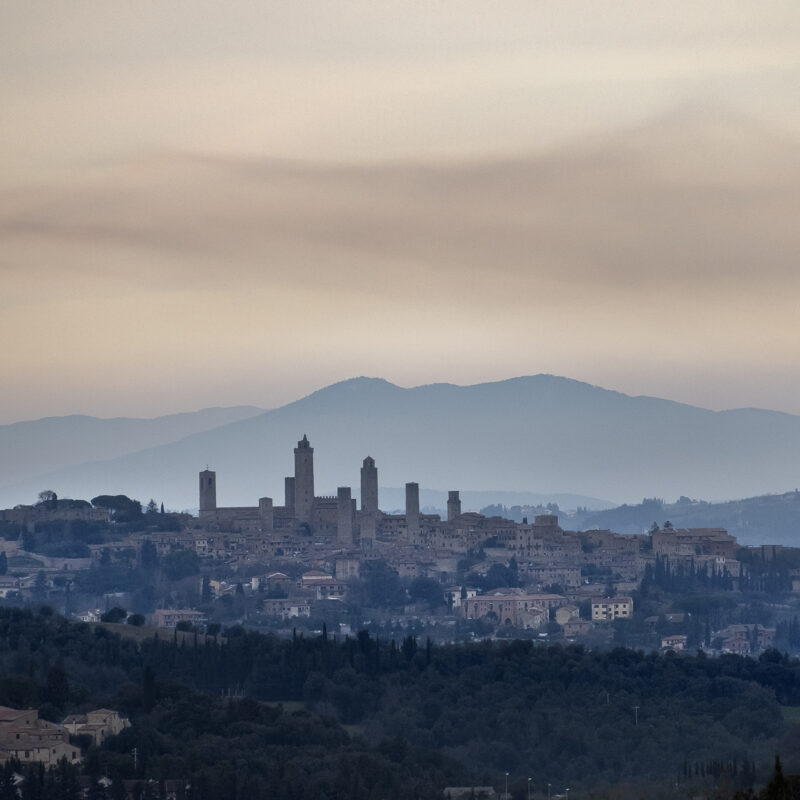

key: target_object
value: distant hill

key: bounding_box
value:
[2,376,800,529]
[569,490,800,546]
[0,405,264,503]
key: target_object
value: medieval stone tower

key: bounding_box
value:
[337,486,354,545]
[447,490,461,521]
[199,469,216,516]
[360,456,378,515]
[405,481,420,537]
[294,435,315,524]
[284,476,295,512]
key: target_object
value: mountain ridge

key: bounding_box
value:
[2,374,800,514]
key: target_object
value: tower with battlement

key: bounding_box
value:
[199,470,216,517]
[294,435,314,524]
[360,456,378,515]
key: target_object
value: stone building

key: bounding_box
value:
[591,596,633,621]
[0,706,80,765]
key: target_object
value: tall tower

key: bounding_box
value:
[337,486,354,546]
[259,497,274,530]
[447,490,461,522]
[294,435,314,524]
[199,470,216,517]
[284,477,295,512]
[405,482,420,538]
[360,456,378,515]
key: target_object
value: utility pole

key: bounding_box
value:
[132,747,138,771]
[633,705,640,726]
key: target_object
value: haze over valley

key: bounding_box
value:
[4,375,800,528]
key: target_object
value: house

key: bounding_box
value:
[555,604,580,625]
[563,619,593,638]
[63,709,130,745]
[152,609,205,629]
[716,624,776,656]
[591,597,633,621]
[661,634,688,651]
[0,706,79,765]
[462,591,564,627]
[299,571,347,599]
[443,587,478,610]
[260,598,311,619]
[76,609,103,623]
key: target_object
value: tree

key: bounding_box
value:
[32,571,48,601]
[100,607,127,623]
[37,490,57,506]
[127,614,146,627]
[162,550,200,581]
[91,495,142,523]
[140,540,158,570]
[408,577,445,610]
[145,499,158,515]
[0,552,7,576]
[764,756,789,800]
[44,662,70,708]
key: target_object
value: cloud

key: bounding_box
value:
[1,106,799,420]
[2,108,798,298]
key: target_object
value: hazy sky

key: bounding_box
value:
[2,2,800,424]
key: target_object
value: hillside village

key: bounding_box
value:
[1,435,799,658]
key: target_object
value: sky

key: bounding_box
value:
[2,1,800,424]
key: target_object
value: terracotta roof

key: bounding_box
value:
[0,707,34,722]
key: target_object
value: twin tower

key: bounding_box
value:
[288,434,379,524]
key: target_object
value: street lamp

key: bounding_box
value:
[528,777,532,800]
[566,789,570,800]
[505,772,509,800]
[547,783,551,800]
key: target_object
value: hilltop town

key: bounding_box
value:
[1,435,799,657]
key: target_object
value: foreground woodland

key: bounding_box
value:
[1,608,800,798]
